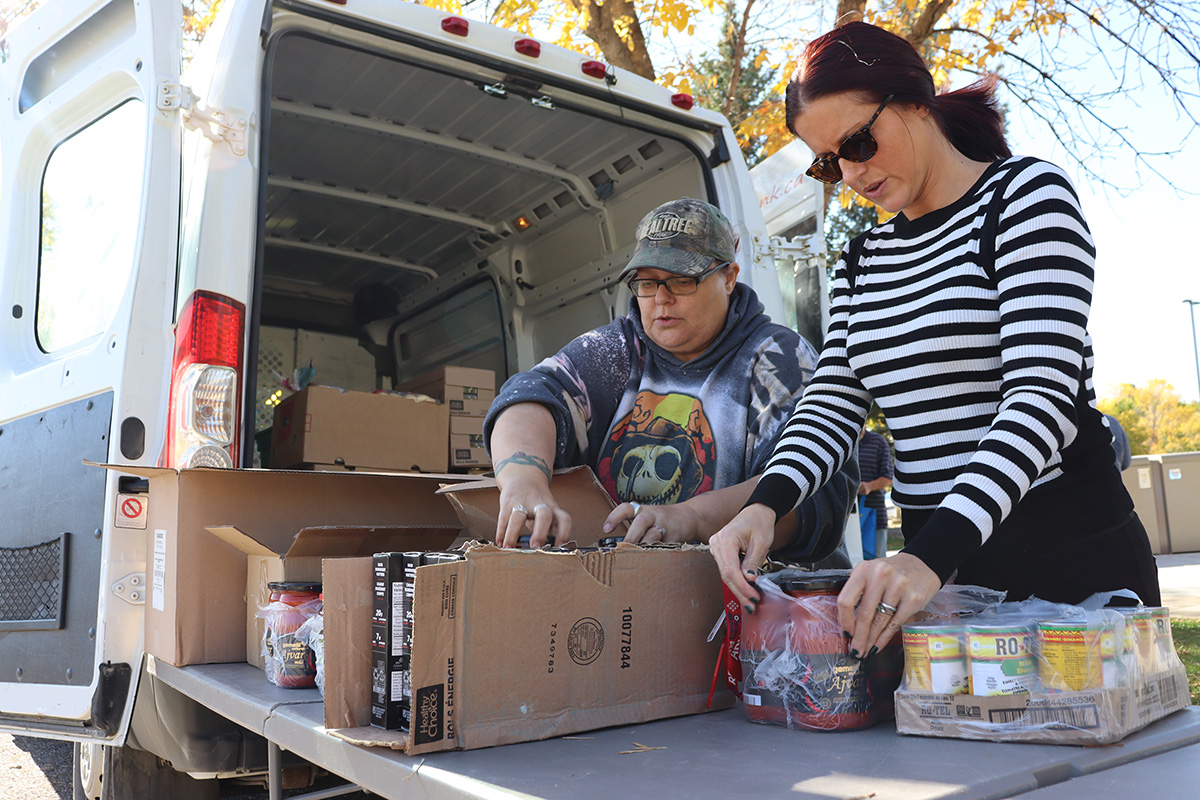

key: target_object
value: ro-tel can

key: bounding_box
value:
[739,577,793,726]
[782,574,892,731]
[1116,607,1157,679]
[1037,619,1104,692]
[263,581,322,689]
[1149,606,1175,672]
[902,621,968,694]
[967,622,1037,696]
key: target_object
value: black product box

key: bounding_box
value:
[371,552,420,730]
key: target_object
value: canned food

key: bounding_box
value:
[1037,620,1103,691]
[967,623,1036,696]
[1115,608,1157,677]
[1150,607,1175,671]
[902,622,968,694]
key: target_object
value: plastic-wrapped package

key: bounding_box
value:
[895,594,1191,744]
[739,570,902,731]
[296,606,325,696]
[257,582,323,689]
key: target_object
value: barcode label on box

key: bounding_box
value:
[988,704,1100,729]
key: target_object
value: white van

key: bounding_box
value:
[0,0,817,794]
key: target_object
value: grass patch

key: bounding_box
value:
[1173,618,1200,705]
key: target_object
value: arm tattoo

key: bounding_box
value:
[495,451,552,482]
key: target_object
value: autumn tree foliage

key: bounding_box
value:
[1100,381,1200,455]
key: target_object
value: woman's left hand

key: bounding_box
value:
[602,502,701,544]
[837,552,941,659]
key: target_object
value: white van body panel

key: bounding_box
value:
[0,0,794,757]
[0,0,181,741]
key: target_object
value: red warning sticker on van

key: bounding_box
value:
[116,493,147,529]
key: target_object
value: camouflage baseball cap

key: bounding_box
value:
[618,198,737,280]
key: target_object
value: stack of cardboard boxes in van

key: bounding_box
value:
[398,366,496,471]
[268,366,496,473]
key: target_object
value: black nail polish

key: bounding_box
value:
[744,604,755,616]
[867,646,878,659]
[848,648,859,660]
[842,630,852,640]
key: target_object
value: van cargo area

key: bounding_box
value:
[247,25,724,464]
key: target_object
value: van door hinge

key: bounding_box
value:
[111,573,147,605]
[158,82,247,156]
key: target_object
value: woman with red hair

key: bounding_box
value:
[711,21,1159,662]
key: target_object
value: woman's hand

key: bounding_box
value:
[837,552,940,659]
[708,504,778,611]
[602,502,701,544]
[495,470,572,548]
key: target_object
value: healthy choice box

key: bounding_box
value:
[324,468,734,755]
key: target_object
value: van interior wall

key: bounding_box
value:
[251,27,711,455]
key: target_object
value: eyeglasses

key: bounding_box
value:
[627,263,729,297]
[805,94,894,185]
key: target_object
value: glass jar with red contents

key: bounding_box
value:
[739,577,793,725]
[263,581,322,689]
[780,574,903,731]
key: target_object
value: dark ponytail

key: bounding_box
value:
[785,22,1010,161]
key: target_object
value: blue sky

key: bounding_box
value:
[1000,33,1200,403]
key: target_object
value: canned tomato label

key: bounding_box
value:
[1117,608,1157,676]
[968,623,1036,696]
[1150,607,1175,670]
[902,623,968,694]
[1038,620,1102,691]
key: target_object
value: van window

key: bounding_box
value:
[36,100,146,352]
[392,281,506,387]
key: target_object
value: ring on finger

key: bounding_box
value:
[511,504,529,517]
[532,504,549,513]
[877,601,898,616]
[655,525,666,536]
[630,502,642,515]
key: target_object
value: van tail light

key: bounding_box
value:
[671,93,695,111]
[168,290,245,469]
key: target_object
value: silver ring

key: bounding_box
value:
[630,501,642,515]
[532,504,549,513]
[655,525,667,536]
[511,504,529,516]
[877,601,898,616]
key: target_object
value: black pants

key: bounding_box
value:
[902,509,1161,606]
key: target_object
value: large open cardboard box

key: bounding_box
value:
[270,385,449,472]
[323,467,734,754]
[205,524,463,670]
[90,463,474,666]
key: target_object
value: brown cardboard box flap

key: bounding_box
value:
[206,524,464,560]
[437,466,617,546]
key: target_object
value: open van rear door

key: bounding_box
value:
[0,0,182,742]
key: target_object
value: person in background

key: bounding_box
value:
[1105,413,1132,471]
[484,198,857,566]
[709,21,1160,662]
[857,426,893,559]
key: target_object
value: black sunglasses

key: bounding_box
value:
[805,94,895,185]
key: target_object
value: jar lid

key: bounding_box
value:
[781,575,847,593]
[267,581,322,593]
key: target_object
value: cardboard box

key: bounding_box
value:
[449,416,490,468]
[205,525,462,670]
[326,544,731,754]
[436,466,618,546]
[398,366,496,417]
[271,385,449,472]
[895,664,1191,745]
[323,466,733,753]
[89,462,475,666]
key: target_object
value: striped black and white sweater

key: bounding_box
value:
[748,156,1128,583]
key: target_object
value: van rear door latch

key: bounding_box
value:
[158,81,248,157]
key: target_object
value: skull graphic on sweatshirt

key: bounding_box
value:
[598,391,715,504]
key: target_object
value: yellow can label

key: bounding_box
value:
[968,626,1036,696]
[1038,623,1102,691]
